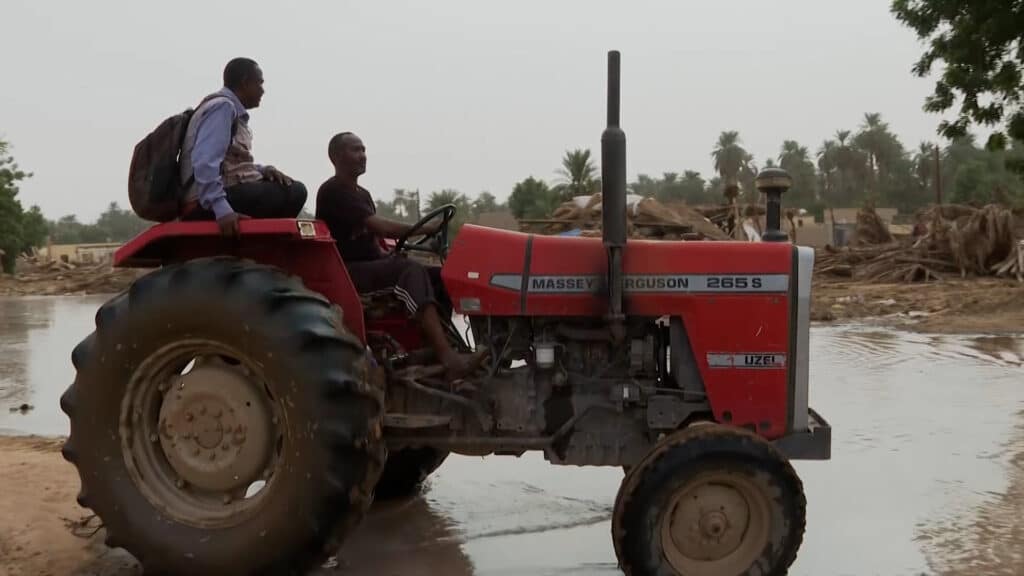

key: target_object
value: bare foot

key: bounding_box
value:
[442,348,489,382]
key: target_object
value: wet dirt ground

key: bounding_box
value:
[1,295,1022,575]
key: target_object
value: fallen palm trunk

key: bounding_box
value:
[818,203,1023,283]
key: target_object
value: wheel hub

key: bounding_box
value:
[158,362,273,493]
[670,483,749,561]
[660,472,771,575]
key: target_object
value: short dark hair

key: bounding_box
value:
[328,132,355,160]
[223,57,260,90]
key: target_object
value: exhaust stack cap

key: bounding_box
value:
[756,167,791,243]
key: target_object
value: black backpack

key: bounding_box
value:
[127,94,230,222]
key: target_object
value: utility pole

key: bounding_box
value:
[934,143,942,205]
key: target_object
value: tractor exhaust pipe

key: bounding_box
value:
[602,50,627,330]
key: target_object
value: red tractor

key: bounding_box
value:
[61,51,829,576]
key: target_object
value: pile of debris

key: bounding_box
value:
[0,256,142,296]
[518,194,730,240]
[817,204,1024,282]
[852,203,893,245]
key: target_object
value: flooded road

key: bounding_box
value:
[1,295,1022,575]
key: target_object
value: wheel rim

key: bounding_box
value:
[660,471,772,576]
[121,339,285,528]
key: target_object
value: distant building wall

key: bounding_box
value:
[40,243,121,264]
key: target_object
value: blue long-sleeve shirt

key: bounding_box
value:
[189,88,259,220]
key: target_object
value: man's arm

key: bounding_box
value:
[190,101,236,220]
[365,215,439,239]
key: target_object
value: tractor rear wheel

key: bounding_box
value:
[60,257,385,575]
[373,447,449,500]
[612,424,805,576]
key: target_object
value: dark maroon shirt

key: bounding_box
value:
[315,177,383,262]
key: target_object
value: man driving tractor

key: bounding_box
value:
[315,132,485,380]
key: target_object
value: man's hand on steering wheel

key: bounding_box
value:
[393,203,457,260]
[419,221,442,236]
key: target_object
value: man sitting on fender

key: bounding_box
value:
[315,132,485,380]
[179,57,308,236]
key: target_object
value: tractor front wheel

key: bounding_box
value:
[612,424,806,576]
[60,257,385,575]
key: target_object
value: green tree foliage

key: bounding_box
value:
[629,172,718,205]
[95,202,149,240]
[680,171,717,205]
[47,203,149,244]
[0,138,32,273]
[509,176,558,219]
[778,141,817,207]
[711,131,750,200]
[20,206,48,251]
[892,0,1024,144]
[471,191,500,217]
[554,148,599,201]
[426,189,472,241]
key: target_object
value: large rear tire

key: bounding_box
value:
[612,425,805,576]
[60,257,385,575]
[373,447,449,500]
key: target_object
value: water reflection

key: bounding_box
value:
[0,295,106,436]
[330,496,475,575]
[967,335,1023,367]
[0,297,53,406]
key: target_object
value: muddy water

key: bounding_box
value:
[1,295,1023,575]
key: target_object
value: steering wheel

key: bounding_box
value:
[394,204,457,260]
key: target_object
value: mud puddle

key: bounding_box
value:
[0,296,1022,575]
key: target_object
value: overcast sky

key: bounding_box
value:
[1,0,955,222]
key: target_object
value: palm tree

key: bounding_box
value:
[832,130,870,205]
[914,142,936,193]
[739,151,759,203]
[426,189,467,211]
[555,148,599,200]
[712,131,746,181]
[680,170,708,204]
[712,131,753,202]
[779,140,816,206]
[855,113,907,201]
[817,139,838,201]
[471,191,499,217]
